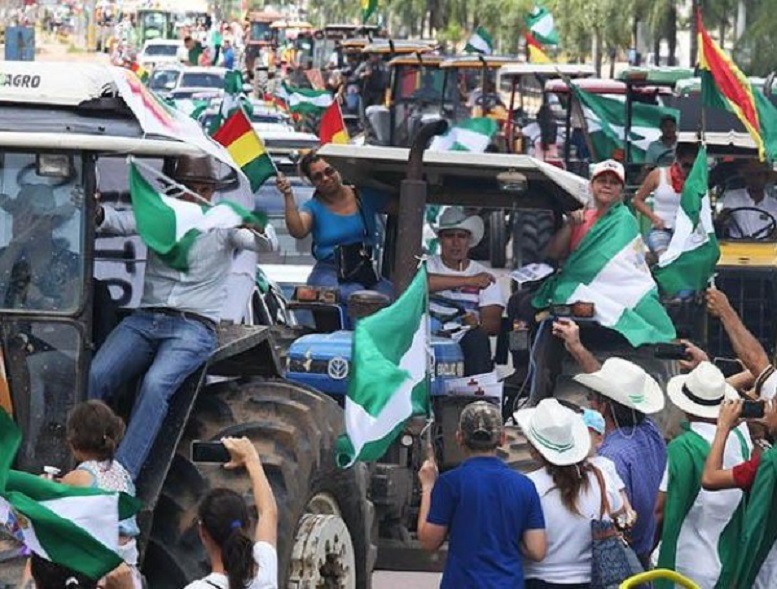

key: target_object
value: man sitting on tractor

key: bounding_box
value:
[719,160,777,240]
[427,207,504,376]
[89,155,268,481]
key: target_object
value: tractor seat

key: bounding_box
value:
[347,290,391,321]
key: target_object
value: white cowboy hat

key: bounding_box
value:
[574,358,665,415]
[667,361,739,419]
[513,399,591,466]
[434,207,484,247]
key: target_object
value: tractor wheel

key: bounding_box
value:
[489,210,507,269]
[498,425,538,473]
[143,378,376,589]
[511,210,556,267]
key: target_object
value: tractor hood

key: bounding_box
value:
[718,241,777,268]
[286,330,465,396]
[316,144,591,212]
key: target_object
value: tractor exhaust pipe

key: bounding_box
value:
[394,120,449,295]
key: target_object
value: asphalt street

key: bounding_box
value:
[373,571,443,588]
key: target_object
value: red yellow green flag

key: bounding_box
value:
[319,101,349,145]
[697,10,777,161]
[129,62,149,84]
[213,108,276,192]
[525,32,551,64]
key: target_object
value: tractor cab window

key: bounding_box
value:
[0,152,85,313]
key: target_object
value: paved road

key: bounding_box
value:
[373,571,442,588]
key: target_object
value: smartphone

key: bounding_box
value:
[714,357,743,378]
[653,343,691,361]
[741,401,766,419]
[191,441,230,463]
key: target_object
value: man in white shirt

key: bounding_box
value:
[656,362,751,588]
[720,161,777,239]
[427,208,504,375]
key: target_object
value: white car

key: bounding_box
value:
[137,39,185,70]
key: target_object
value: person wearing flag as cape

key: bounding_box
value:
[89,154,269,481]
[655,362,750,588]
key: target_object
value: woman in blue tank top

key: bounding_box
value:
[277,150,394,302]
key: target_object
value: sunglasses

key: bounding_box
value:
[310,166,337,183]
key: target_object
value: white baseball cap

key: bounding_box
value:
[590,159,625,184]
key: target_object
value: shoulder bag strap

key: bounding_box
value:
[350,186,370,240]
[591,464,610,520]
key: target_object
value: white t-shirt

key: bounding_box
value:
[653,167,682,229]
[658,422,751,589]
[184,542,278,589]
[590,455,625,491]
[721,188,777,238]
[524,465,623,583]
[427,256,504,320]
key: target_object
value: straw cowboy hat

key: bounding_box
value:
[171,154,225,187]
[514,399,591,466]
[574,358,665,415]
[667,361,739,419]
[435,207,484,248]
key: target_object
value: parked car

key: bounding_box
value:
[138,39,185,70]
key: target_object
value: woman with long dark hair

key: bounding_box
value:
[185,437,278,589]
[515,399,625,589]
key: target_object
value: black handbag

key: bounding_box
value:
[333,191,379,289]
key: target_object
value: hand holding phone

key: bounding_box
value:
[741,400,766,419]
[191,441,231,463]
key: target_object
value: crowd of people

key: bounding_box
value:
[418,283,777,587]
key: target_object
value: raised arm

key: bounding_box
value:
[222,437,278,547]
[276,173,313,239]
[96,203,137,236]
[706,288,770,379]
[701,400,742,490]
[552,318,601,373]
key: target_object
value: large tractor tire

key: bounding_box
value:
[511,210,556,268]
[143,378,376,589]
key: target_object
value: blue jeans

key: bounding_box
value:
[88,310,217,480]
[307,260,395,302]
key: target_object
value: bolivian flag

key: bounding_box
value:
[213,108,276,192]
[129,62,149,84]
[697,10,777,161]
[361,0,377,22]
[320,102,349,145]
[525,32,551,64]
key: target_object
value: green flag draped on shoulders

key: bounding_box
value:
[532,203,675,347]
[734,447,777,586]
[656,424,747,589]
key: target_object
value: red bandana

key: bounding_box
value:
[669,163,686,194]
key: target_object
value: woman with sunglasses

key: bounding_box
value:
[633,142,699,258]
[276,150,394,301]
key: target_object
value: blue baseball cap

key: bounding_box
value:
[582,409,605,435]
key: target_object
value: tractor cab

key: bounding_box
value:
[439,55,522,129]
[496,63,595,159]
[310,24,383,70]
[136,9,175,45]
[543,77,671,176]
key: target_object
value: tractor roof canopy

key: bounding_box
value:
[441,55,521,70]
[544,77,671,96]
[498,63,596,79]
[388,54,446,67]
[362,40,436,55]
[316,144,590,211]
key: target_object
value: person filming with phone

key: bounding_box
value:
[186,437,278,589]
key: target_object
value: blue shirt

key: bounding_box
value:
[428,456,545,589]
[599,418,667,556]
[223,46,235,69]
[302,187,387,261]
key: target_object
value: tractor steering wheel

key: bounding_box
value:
[720,206,777,241]
[474,93,501,112]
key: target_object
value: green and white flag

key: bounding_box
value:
[205,70,253,135]
[654,148,719,296]
[280,82,333,115]
[464,27,494,55]
[0,409,141,580]
[429,117,498,152]
[129,163,265,272]
[336,266,430,467]
[525,5,559,45]
[532,203,676,346]
[571,83,680,164]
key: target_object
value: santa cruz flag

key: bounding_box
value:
[532,203,675,347]
[129,163,266,272]
[654,147,719,295]
[0,408,141,580]
[336,266,430,467]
